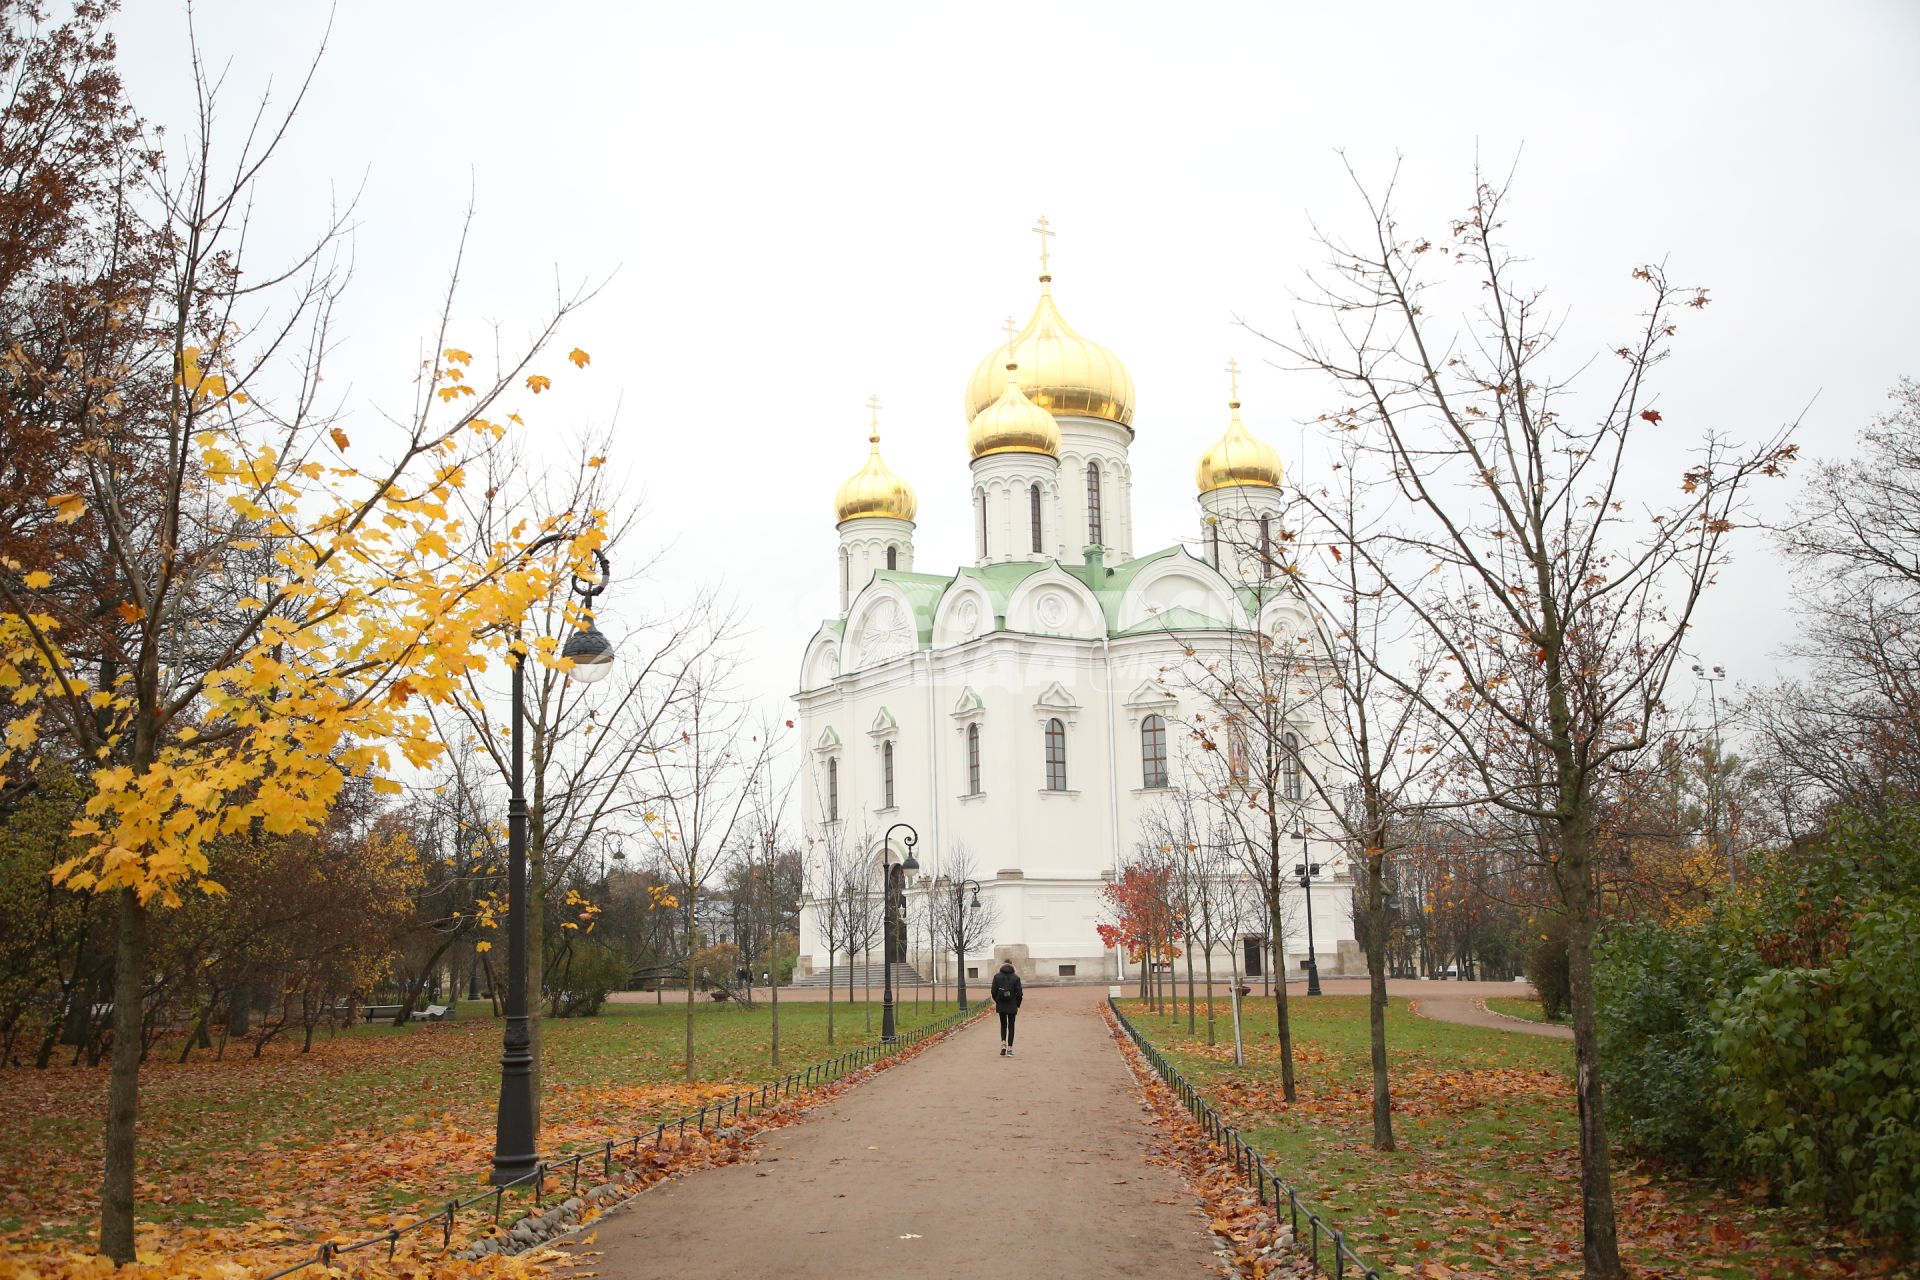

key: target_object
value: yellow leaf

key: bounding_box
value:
[22,571,50,589]
[116,602,144,623]
[588,456,606,469]
[475,940,493,953]
[48,493,85,523]
[445,347,472,365]
[526,374,552,394]
[371,777,403,795]
[330,427,351,450]
[568,348,590,368]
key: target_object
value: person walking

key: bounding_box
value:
[991,960,1023,1056]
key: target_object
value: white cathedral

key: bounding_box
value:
[794,225,1358,985]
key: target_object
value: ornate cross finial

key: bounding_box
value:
[1031,214,1054,277]
[866,393,882,443]
[1225,357,1242,405]
[1002,315,1019,344]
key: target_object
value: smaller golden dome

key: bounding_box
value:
[1196,365,1284,493]
[834,401,917,523]
[967,354,1061,460]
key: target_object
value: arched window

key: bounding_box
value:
[976,490,987,560]
[886,545,898,571]
[966,723,981,795]
[1029,484,1043,554]
[882,740,895,809]
[1044,717,1068,791]
[827,758,839,821]
[1086,462,1104,547]
[1282,731,1302,801]
[1209,523,1221,568]
[1141,714,1168,789]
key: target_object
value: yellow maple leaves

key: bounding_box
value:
[47,492,84,523]
[568,347,591,368]
[526,374,552,394]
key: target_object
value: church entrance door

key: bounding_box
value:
[1243,937,1264,978]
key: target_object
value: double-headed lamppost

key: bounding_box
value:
[878,822,920,1042]
[1293,825,1323,997]
[492,542,615,1188]
[951,877,983,1011]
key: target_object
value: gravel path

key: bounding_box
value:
[575,986,1219,1279]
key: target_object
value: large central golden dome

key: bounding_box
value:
[965,278,1135,430]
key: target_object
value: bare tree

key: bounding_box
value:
[929,844,999,1010]
[1266,162,1798,1278]
[641,669,777,1082]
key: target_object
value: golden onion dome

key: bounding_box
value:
[1196,365,1284,493]
[964,220,1135,429]
[834,402,917,523]
[967,353,1062,460]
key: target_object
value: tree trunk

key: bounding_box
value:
[683,898,698,1083]
[527,843,546,1128]
[99,888,146,1264]
[1563,815,1622,1279]
[1184,930,1195,1033]
[1201,931,1216,1047]
[768,917,781,1068]
[226,979,251,1038]
[1365,840,1394,1152]
[1265,849,1298,1102]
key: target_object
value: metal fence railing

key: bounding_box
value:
[1107,998,1380,1280]
[259,1004,984,1278]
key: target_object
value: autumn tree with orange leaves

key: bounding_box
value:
[0,12,607,1262]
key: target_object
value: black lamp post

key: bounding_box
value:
[878,822,919,1042]
[492,542,614,1188]
[1293,825,1323,998]
[1692,662,1730,888]
[951,877,983,1011]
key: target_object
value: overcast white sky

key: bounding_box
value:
[112,1,1920,729]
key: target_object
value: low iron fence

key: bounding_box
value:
[260,1004,982,1278]
[1108,998,1380,1280]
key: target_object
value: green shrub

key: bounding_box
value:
[550,942,628,1017]
[1524,914,1571,1020]
[1596,919,1752,1167]
[1713,897,1920,1237]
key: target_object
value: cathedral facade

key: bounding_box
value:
[794,227,1358,985]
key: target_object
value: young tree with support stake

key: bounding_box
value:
[1265,162,1799,1278]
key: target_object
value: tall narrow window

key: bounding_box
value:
[1210,523,1221,568]
[1141,714,1168,789]
[1282,731,1302,801]
[976,490,988,560]
[886,545,898,571]
[1044,718,1067,791]
[882,740,895,808]
[1086,462,1104,546]
[1228,722,1249,785]
[839,548,850,609]
[1029,484,1043,554]
[1259,515,1272,568]
[827,758,839,821]
[967,723,981,795]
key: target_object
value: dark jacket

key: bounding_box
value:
[990,964,1023,1012]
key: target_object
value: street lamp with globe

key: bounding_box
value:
[878,822,919,1041]
[492,542,614,1188]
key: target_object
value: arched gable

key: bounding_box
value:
[843,580,921,673]
[931,576,996,649]
[1004,566,1105,639]
[800,625,843,691]
[1114,551,1248,634]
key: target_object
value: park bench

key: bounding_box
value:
[360,1004,403,1022]
[419,1004,451,1020]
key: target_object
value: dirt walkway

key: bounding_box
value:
[576,987,1219,1279]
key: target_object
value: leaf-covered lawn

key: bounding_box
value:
[1119,996,1907,1279]
[0,997,950,1261]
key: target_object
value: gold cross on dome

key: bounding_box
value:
[866,394,882,440]
[1002,315,1019,343]
[1225,357,1242,404]
[1031,215,1054,276]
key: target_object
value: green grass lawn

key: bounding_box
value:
[1484,994,1567,1025]
[1118,995,1886,1279]
[1,994,955,1246]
